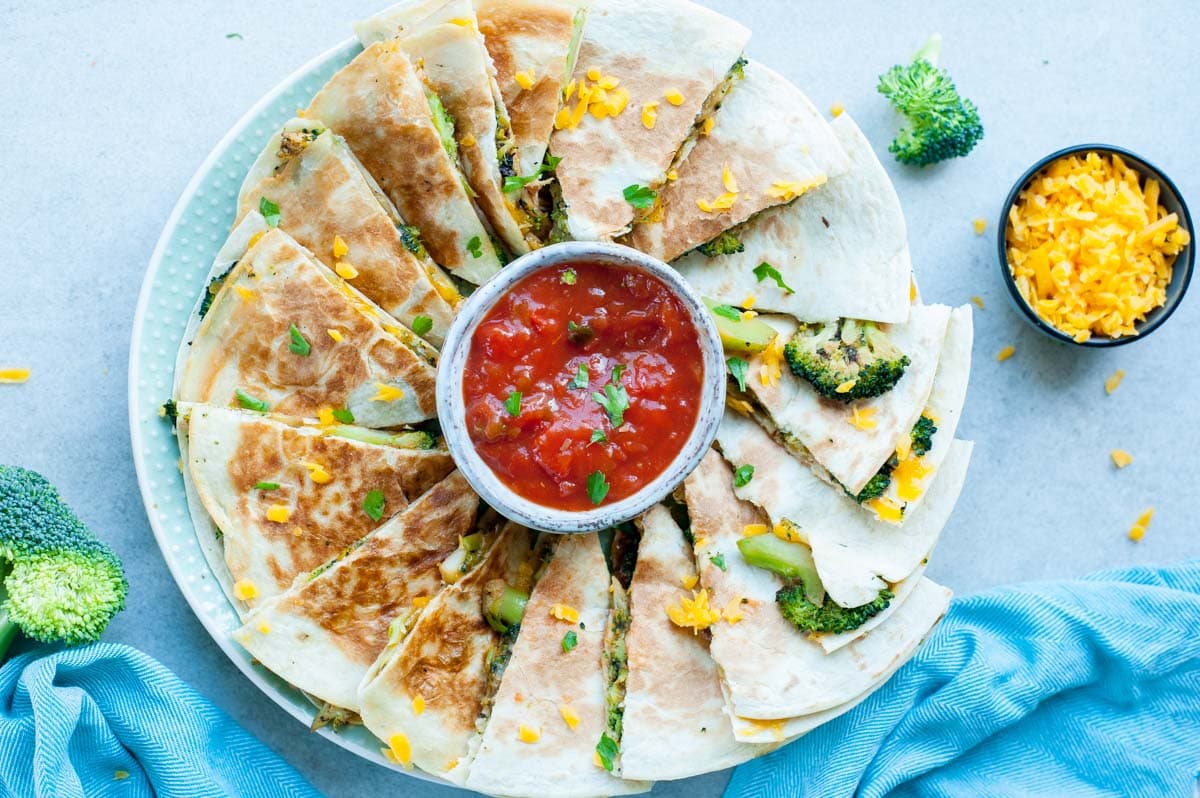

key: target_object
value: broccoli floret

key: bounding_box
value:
[0,466,128,659]
[198,264,235,318]
[784,319,910,402]
[877,34,983,167]
[729,56,748,81]
[910,415,937,456]
[397,225,428,260]
[159,399,178,428]
[776,585,894,634]
[852,469,893,503]
[696,231,745,258]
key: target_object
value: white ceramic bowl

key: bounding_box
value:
[436,242,726,533]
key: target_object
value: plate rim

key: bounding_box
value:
[126,34,444,785]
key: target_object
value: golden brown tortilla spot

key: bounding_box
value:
[685,450,768,546]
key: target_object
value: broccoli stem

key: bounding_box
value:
[912,33,942,66]
[736,535,824,604]
[485,586,529,633]
[0,561,17,662]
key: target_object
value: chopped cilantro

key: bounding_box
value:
[592,383,629,428]
[753,261,795,294]
[332,408,355,424]
[570,364,589,390]
[259,197,280,227]
[363,489,385,522]
[467,235,483,259]
[505,391,522,417]
[254,481,280,491]
[288,324,311,356]
[733,464,754,488]
[710,552,727,571]
[590,429,607,445]
[595,733,618,772]
[561,630,578,652]
[611,364,627,383]
[567,320,595,346]
[561,268,577,285]
[225,32,243,40]
[235,389,269,413]
[587,471,610,505]
[711,304,742,321]
[727,357,749,392]
[502,155,562,193]
[411,315,433,336]
[622,184,657,209]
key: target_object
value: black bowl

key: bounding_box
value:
[997,144,1194,347]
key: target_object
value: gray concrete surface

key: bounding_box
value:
[1,1,1197,796]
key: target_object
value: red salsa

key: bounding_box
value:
[464,261,704,511]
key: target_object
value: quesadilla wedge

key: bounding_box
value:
[742,304,953,500]
[305,39,503,283]
[621,60,849,263]
[618,504,775,780]
[356,0,537,255]
[682,450,952,723]
[549,0,750,241]
[675,113,912,324]
[183,404,453,607]
[716,410,973,608]
[475,0,585,185]
[177,225,439,428]
[234,471,480,712]
[464,533,650,797]
[358,523,544,782]
[237,119,458,346]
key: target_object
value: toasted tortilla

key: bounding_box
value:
[619,504,773,780]
[234,471,479,712]
[465,534,650,797]
[236,119,457,346]
[177,225,439,428]
[356,0,535,254]
[727,578,951,742]
[622,60,848,262]
[183,404,453,606]
[306,40,503,283]
[549,0,750,241]
[746,304,952,497]
[358,523,535,783]
[717,410,973,608]
[675,113,911,324]
[682,450,953,722]
[476,0,583,181]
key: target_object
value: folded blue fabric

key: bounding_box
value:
[0,642,322,798]
[727,561,1200,798]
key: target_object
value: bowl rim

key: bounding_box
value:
[996,142,1195,348]
[435,241,726,533]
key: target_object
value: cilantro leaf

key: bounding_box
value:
[467,236,483,259]
[590,429,607,445]
[727,357,749,392]
[332,408,355,424]
[587,471,610,505]
[711,304,742,321]
[733,464,754,488]
[505,391,522,417]
[622,184,657,209]
[288,323,311,357]
[592,383,629,427]
[363,489,386,522]
[235,389,269,413]
[561,630,578,652]
[611,364,626,383]
[259,197,280,227]
[561,268,577,285]
[570,364,589,390]
[567,320,595,346]
[753,261,796,294]
[254,481,280,491]
[411,315,433,336]
[710,552,727,571]
[225,32,243,40]
[596,733,619,772]
[502,155,563,193]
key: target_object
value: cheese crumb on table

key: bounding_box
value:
[1110,449,1133,468]
[1127,508,1154,542]
[996,345,1016,362]
[1105,369,1126,394]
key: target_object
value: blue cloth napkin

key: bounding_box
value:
[0,642,322,798]
[727,560,1200,797]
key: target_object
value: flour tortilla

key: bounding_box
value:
[177,225,439,428]
[356,0,535,254]
[619,504,774,780]
[306,40,503,283]
[234,471,479,712]
[682,450,953,722]
[183,404,453,607]
[717,410,973,608]
[475,0,584,182]
[237,119,457,346]
[549,0,750,241]
[675,113,911,324]
[465,534,650,797]
[358,523,535,783]
[622,60,848,263]
[746,304,952,496]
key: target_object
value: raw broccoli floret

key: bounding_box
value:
[784,319,910,402]
[877,34,983,167]
[696,231,745,257]
[910,414,937,456]
[397,225,428,260]
[775,585,893,634]
[0,465,128,659]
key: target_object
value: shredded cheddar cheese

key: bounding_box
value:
[697,192,739,214]
[834,379,857,394]
[514,70,535,90]
[766,175,827,202]
[664,88,684,106]
[722,163,739,193]
[234,285,255,302]
[1128,507,1154,542]
[256,622,271,635]
[517,724,541,744]
[304,462,333,484]
[1006,151,1190,341]
[1111,449,1133,468]
[265,505,290,523]
[641,101,659,130]
[701,116,716,136]
[773,521,804,543]
[550,603,580,623]
[412,596,430,609]
[585,66,601,82]
[866,497,904,524]
[830,102,844,117]
[114,770,129,781]
[247,231,265,249]
[559,704,580,729]
[0,368,31,384]
[372,383,406,402]
[680,573,699,589]
[326,328,344,343]
[233,579,259,601]
[557,68,629,130]
[665,589,721,634]
[970,295,986,310]
[722,596,746,624]
[758,334,784,387]
[332,235,349,259]
[849,406,877,431]
[316,406,336,427]
[726,396,754,416]
[1105,369,1126,395]
[996,345,1016,362]
[412,695,426,716]
[891,456,932,502]
[386,733,413,768]
[742,523,768,537]
[973,218,987,235]
[666,169,678,181]
[335,261,359,280]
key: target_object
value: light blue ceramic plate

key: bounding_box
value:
[128,37,439,781]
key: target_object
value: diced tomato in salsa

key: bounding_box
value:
[464,261,703,510]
